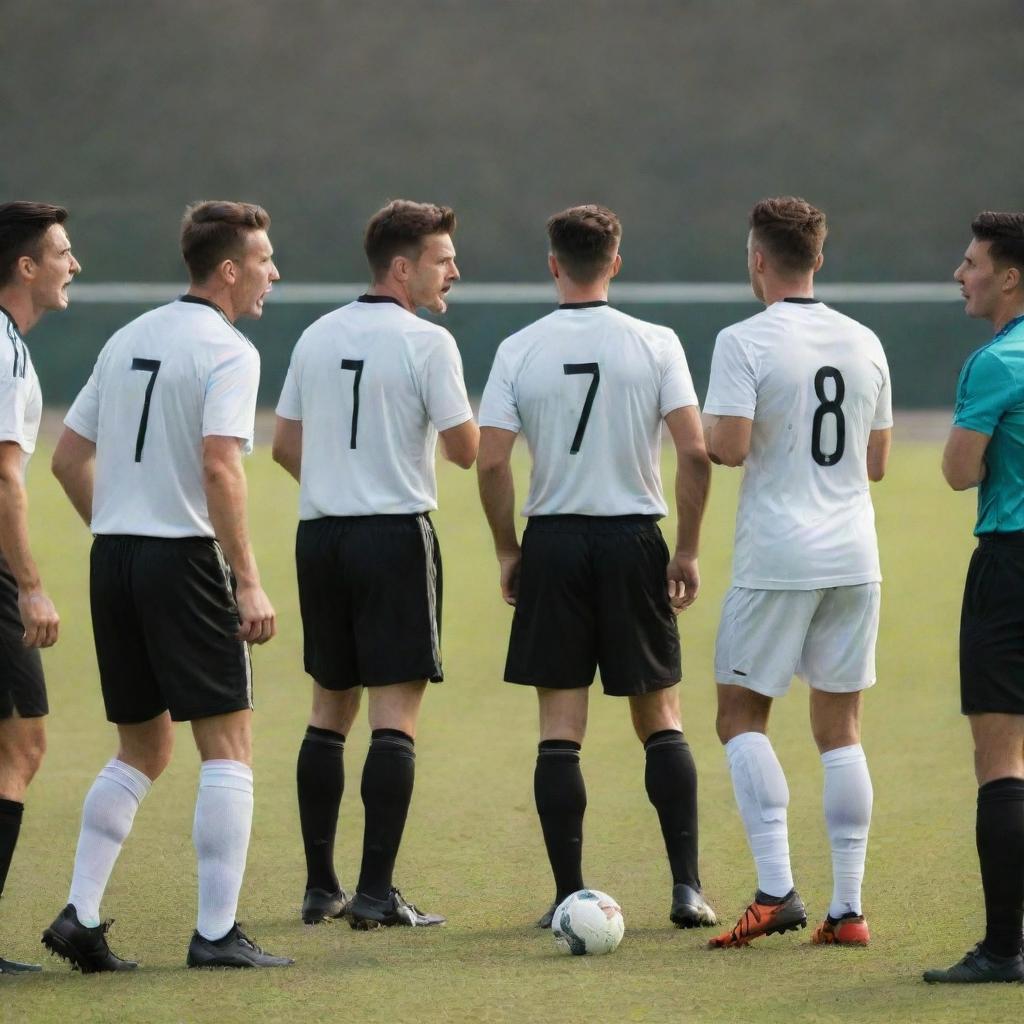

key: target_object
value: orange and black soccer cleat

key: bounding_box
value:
[811,914,870,947]
[708,890,807,948]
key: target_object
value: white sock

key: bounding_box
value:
[821,743,872,919]
[68,759,152,927]
[194,759,253,941]
[725,732,794,899]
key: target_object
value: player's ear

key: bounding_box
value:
[15,254,35,282]
[609,252,622,280]
[813,251,824,273]
[218,259,237,286]
[1004,265,1021,293]
[392,254,410,282]
[547,253,560,280]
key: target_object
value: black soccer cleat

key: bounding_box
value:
[186,924,294,969]
[41,904,137,973]
[347,887,445,929]
[923,943,1024,984]
[535,901,558,929]
[0,955,42,973]
[670,883,719,928]
[301,887,350,925]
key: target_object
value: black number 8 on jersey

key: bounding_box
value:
[811,366,845,466]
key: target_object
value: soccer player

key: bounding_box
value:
[925,212,1024,984]
[41,201,292,970]
[477,204,718,930]
[0,202,78,974]
[273,200,477,928]
[703,197,891,949]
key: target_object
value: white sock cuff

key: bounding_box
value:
[99,759,152,803]
[199,759,253,793]
[725,731,774,764]
[820,744,866,768]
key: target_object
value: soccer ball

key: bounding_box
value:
[551,889,624,956]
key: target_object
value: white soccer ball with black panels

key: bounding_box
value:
[551,889,624,955]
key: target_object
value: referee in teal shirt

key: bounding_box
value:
[927,212,1024,984]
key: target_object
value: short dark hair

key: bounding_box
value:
[180,201,271,283]
[972,211,1024,281]
[546,204,622,284]
[749,196,827,274]
[364,200,456,279]
[0,202,69,287]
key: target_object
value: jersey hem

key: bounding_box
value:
[0,431,34,454]
[433,408,474,431]
[477,416,521,433]
[63,416,98,443]
[731,573,882,590]
[703,402,755,418]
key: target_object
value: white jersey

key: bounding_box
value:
[65,296,260,538]
[276,296,473,518]
[0,306,42,473]
[478,302,699,516]
[704,299,892,590]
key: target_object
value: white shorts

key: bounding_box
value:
[714,583,880,698]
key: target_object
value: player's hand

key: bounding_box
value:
[19,587,59,648]
[498,550,522,606]
[666,553,700,614]
[235,583,276,644]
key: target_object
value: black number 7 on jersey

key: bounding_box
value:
[563,363,600,454]
[130,358,161,462]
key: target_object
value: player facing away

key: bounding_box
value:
[41,201,292,970]
[0,203,78,974]
[704,197,892,949]
[477,205,718,930]
[273,200,478,928]
[925,213,1024,984]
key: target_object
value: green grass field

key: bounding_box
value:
[0,434,1013,1023]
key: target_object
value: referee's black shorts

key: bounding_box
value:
[296,514,443,691]
[504,515,681,697]
[0,556,46,720]
[90,535,253,724]
[960,532,1024,715]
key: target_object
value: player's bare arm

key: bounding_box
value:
[0,441,58,648]
[942,425,990,490]
[665,405,710,612]
[439,418,480,469]
[477,425,520,605]
[703,413,752,468]
[203,434,275,644]
[50,427,96,526]
[271,415,302,482]
[867,427,892,482]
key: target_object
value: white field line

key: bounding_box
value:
[68,282,961,304]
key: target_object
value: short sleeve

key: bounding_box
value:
[419,330,473,432]
[0,376,34,452]
[659,333,699,416]
[478,343,521,433]
[276,360,302,421]
[872,348,894,430]
[704,329,757,418]
[953,348,1017,436]
[203,345,260,454]
[64,370,101,443]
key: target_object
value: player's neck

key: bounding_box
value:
[366,281,415,313]
[0,288,40,335]
[760,275,815,307]
[991,298,1024,334]
[556,283,610,305]
[185,284,236,323]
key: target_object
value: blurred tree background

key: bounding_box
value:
[2,0,1021,403]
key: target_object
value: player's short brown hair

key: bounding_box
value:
[180,201,271,283]
[364,200,456,279]
[0,201,69,287]
[546,204,622,284]
[972,211,1024,282]
[749,197,827,274]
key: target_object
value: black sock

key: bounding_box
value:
[644,729,700,888]
[534,740,586,902]
[977,777,1024,957]
[296,725,346,893]
[0,798,24,898]
[357,729,415,900]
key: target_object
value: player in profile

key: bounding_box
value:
[703,197,891,949]
[0,202,78,974]
[273,199,477,928]
[41,201,292,971]
[477,204,718,930]
[925,212,1024,984]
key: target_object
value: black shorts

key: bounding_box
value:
[504,515,681,697]
[0,558,46,719]
[960,533,1024,715]
[90,535,252,724]
[296,514,443,691]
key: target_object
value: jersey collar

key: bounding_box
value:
[781,297,821,304]
[0,303,22,338]
[559,300,609,309]
[994,313,1024,341]
[357,294,403,306]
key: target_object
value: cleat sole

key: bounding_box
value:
[41,932,88,973]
